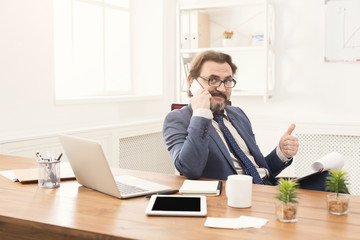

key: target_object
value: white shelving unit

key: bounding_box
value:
[176,0,275,102]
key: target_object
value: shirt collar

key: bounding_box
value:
[213,109,229,121]
[223,109,229,120]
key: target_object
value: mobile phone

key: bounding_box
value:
[190,79,204,96]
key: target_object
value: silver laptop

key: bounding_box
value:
[58,134,171,199]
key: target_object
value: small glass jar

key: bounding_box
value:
[275,200,298,223]
[327,193,350,215]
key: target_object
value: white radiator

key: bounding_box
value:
[119,132,175,174]
[3,122,359,195]
[295,133,360,195]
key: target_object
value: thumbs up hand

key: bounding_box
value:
[279,124,299,158]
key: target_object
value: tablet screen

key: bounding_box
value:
[152,196,200,211]
[145,195,207,216]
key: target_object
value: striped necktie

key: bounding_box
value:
[213,114,263,184]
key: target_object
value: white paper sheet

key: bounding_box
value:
[311,152,344,172]
[204,216,269,229]
[0,170,18,182]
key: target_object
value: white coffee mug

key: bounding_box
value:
[226,175,253,208]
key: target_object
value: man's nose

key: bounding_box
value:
[216,82,227,92]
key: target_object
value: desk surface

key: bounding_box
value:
[1,154,360,240]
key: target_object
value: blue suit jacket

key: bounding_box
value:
[163,105,292,182]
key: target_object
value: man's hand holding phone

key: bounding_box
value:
[189,80,212,110]
[190,88,211,110]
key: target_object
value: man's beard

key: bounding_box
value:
[210,102,227,114]
[209,91,228,114]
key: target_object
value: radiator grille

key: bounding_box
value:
[119,132,175,174]
[295,133,360,195]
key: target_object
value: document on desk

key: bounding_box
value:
[204,216,269,229]
[295,152,344,181]
[0,170,18,182]
[0,162,75,182]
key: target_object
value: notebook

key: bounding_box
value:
[179,180,222,196]
[13,162,75,182]
[58,134,171,199]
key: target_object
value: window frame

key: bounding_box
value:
[54,0,133,102]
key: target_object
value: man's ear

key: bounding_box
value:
[187,77,194,97]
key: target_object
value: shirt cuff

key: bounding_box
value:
[193,108,213,119]
[276,145,291,163]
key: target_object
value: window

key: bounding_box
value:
[54,0,131,99]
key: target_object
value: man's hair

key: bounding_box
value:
[187,50,237,97]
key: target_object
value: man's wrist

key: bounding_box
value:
[276,146,291,162]
[193,108,212,119]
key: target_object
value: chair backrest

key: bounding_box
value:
[171,101,232,111]
[171,103,188,111]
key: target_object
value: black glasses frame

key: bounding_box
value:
[198,75,237,88]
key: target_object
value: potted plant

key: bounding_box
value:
[274,178,299,222]
[222,30,237,47]
[325,169,350,215]
[223,30,234,39]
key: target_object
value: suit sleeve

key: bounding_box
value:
[163,109,212,179]
[265,148,292,178]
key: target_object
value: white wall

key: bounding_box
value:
[0,0,176,141]
[1,0,360,152]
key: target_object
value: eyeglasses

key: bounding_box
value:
[198,75,237,88]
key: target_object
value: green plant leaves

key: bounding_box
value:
[325,170,350,197]
[274,178,299,205]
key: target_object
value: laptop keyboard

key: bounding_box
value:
[116,181,147,195]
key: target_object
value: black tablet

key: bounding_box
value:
[145,195,207,216]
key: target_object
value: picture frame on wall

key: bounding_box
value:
[249,33,264,46]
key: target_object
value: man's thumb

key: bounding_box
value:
[286,124,296,135]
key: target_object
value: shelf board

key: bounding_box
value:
[232,90,273,102]
[179,0,266,11]
[179,90,271,103]
[232,90,266,96]
[180,46,265,54]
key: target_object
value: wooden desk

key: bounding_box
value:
[0,154,360,240]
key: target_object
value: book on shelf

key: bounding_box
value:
[179,179,222,196]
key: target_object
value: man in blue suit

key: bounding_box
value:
[163,50,327,190]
